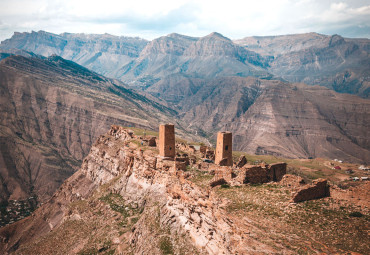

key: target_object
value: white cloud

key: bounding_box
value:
[0,0,369,41]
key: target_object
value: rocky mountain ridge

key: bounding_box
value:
[0,126,368,254]
[149,75,370,163]
[0,54,199,206]
[0,30,148,78]
[1,30,369,97]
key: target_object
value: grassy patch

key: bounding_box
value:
[159,236,174,255]
[99,193,143,230]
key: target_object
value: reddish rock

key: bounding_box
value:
[280,174,305,189]
[148,137,156,147]
[237,165,268,184]
[292,178,329,202]
[236,155,247,168]
[267,163,287,182]
[174,161,187,171]
[176,157,190,166]
[210,178,228,187]
[218,158,229,166]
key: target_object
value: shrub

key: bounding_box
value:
[349,212,363,217]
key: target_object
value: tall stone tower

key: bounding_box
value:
[159,124,175,158]
[215,131,233,166]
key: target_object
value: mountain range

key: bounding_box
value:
[0,30,369,207]
[1,30,369,97]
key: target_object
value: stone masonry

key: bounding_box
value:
[159,124,175,158]
[215,132,232,166]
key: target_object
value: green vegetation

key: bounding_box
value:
[99,193,143,223]
[349,211,363,218]
[122,126,159,137]
[159,236,174,255]
[187,167,213,188]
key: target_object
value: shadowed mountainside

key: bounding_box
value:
[154,76,370,163]
[0,31,148,78]
[0,54,183,204]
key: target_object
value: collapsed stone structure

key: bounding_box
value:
[156,125,329,203]
[235,163,287,184]
[292,179,330,202]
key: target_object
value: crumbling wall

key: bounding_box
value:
[235,155,247,168]
[267,163,287,182]
[292,179,329,202]
[237,165,268,184]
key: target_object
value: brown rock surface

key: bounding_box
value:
[0,55,178,204]
[0,126,368,254]
[0,126,278,254]
[237,165,269,184]
[292,178,330,202]
[235,155,247,168]
[267,162,287,182]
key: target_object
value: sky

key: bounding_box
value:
[0,0,369,42]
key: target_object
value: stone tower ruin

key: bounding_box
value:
[159,124,175,158]
[215,131,233,166]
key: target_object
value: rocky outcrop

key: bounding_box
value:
[0,126,282,254]
[292,179,330,203]
[0,55,179,205]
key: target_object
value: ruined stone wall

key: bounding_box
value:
[237,165,268,184]
[267,163,287,182]
[292,179,329,202]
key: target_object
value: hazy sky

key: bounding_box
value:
[0,0,369,41]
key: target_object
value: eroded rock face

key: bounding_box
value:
[0,126,279,254]
[0,54,183,205]
[292,179,330,203]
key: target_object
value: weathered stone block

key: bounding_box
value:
[159,124,175,158]
[267,162,287,182]
[236,155,247,168]
[215,132,232,166]
[292,178,329,202]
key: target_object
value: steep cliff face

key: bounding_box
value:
[235,33,370,97]
[0,126,368,254]
[0,127,273,254]
[0,54,177,204]
[117,32,270,86]
[178,77,370,163]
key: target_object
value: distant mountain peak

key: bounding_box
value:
[204,32,231,41]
